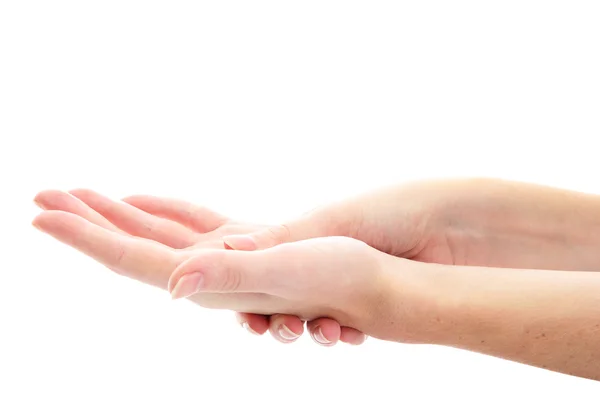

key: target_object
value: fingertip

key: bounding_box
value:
[237,313,269,335]
[167,252,206,291]
[269,314,304,343]
[32,211,73,238]
[34,189,67,210]
[340,327,367,345]
[30,210,79,237]
[169,271,204,300]
[33,191,47,209]
[31,210,60,230]
[167,250,225,293]
[308,318,340,346]
[121,194,145,205]
[36,190,80,211]
[241,322,261,336]
[32,215,43,231]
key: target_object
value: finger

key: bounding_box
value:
[168,249,277,296]
[168,240,328,297]
[268,314,303,343]
[169,239,349,298]
[307,318,341,346]
[235,312,269,335]
[340,327,367,345]
[122,195,229,233]
[34,190,122,233]
[222,212,333,251]
[70,189,198,249]
[32,210,180,289]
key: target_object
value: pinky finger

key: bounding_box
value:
[340,327,367,345]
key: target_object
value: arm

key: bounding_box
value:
[382,262,600,380]
[224,178,600,343]
[32,197,600,380]
[223,177,600,271]
[439,178,600,271]
[165,236,600,380]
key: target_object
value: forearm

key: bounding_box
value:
[445,178,600,271]
[388,264,600,380]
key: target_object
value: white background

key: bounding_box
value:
[2,1,600,398]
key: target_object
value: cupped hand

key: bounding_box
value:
[222,178,494,262]
[167,235,426,343]
[33,189,365,345]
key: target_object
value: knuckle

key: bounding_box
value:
[142,219,158,235]
[219,266,243,292]
[107,242,128,275]
[184,252,248,294]
[115,247,126,265]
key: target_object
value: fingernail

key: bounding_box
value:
[312,327,332,345]
[170,272,204,299]
[242,322,260,336]
[278,325,300,341]
[223,235,257,251]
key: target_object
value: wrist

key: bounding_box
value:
[375,262,514,348]
[368,256,449,344]
[402,263,600,380]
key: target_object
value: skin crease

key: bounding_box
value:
[32,178,600,380]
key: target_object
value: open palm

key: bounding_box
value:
[33,189,364,344]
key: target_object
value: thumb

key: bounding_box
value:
[223,214,330,251]
[168,243,321,299]
[168,249,280,298]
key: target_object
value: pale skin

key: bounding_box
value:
[32,188,366,344]
[32,178,600,380]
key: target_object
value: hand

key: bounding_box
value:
[226,178,600,340]
[167,235,432,343]
[32,189,366,345]
[223,177,582,264]
[31,189,600,380]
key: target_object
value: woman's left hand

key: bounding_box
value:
[33,189,367,345]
